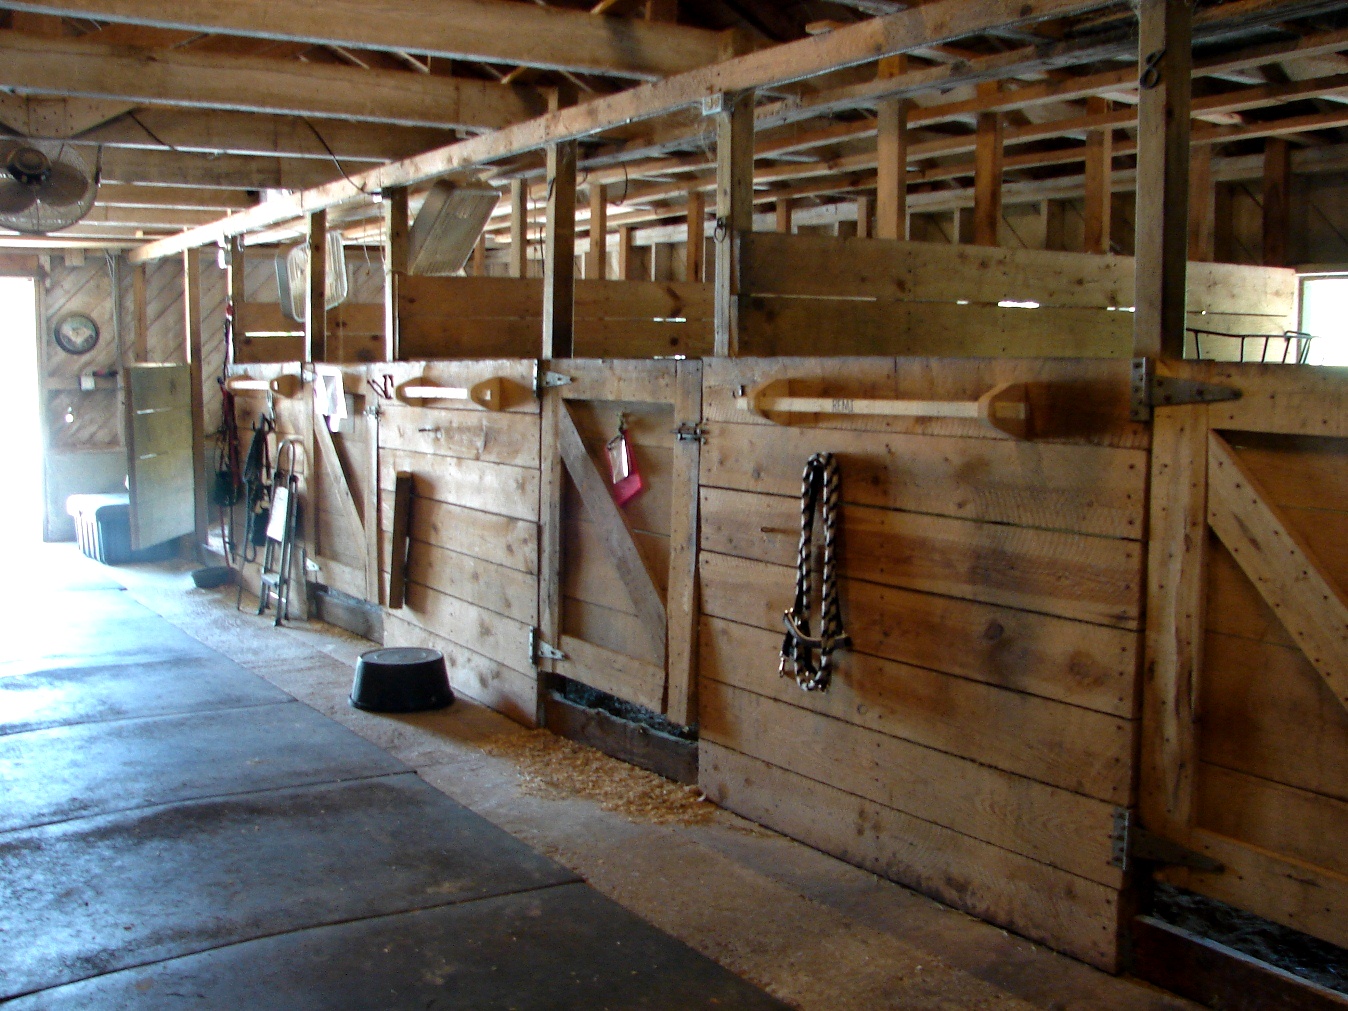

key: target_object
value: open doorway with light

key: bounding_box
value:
[0,276,43,545]
[1301,274,1348,366]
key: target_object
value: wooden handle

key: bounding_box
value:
[736,379,1030,438]
[398,377,504,410]
[224,374,301,397]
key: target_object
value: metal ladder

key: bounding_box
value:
[257,437,304,626]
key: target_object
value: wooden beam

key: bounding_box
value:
[1082,96,1112,255]
[131,261,147,363]
[227,236,245,366]
[129,0,1113,263]
[2,0,724,79]
[0,29,545,130]
[714,90,754,357]
[685,189,705,283]
[618,225,636,280]
[383,187,407,361]
[1133,0,1191,360]
[774,196,793,235]
[875,54,907,241]
[182,246,207,559]
[556,402,666,664]
[97,184,255,211]
[1189,143,1215,262]
[587,182,608,280]
[1207,432,1348,714]
[79,110,455,164]
[102,148,341,191]
[543,87,577,358]
[972,82,1003,247]
[855,194,872,238]
[472,234,487,276]
[306,209,327,362]
[509,178,528,279]
[1262,136,1291,267]
[0,93,132,136]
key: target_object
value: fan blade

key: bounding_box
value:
[0,178,38,216]
[36,160,89,208]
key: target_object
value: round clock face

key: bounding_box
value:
[54,313,99,355]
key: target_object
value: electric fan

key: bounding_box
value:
[0,138,98,234]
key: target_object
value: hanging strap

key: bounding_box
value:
[779,452,850,692]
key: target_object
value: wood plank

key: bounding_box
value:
[685,191,704,284]
[972,83,1003,247]
[1161,830,1348,951]
[182,247,207,556]
[1199,764,1348,879]
[700,681,1123,888]
[699,422,1147,540]
[380,448,539,522]
[1132,0,1191,358]
[702,355,1146,449]
[700,551,1138,718]
[587,182,607,281]
[1207,536,1295,648]
[1202,631,1348,804]
[381,495,537,575]
[738,233,1295,316]
[400,580,534,674]
[701,486,1142,628]
[385,471,412,610]
[509,179,527,279]
[556,358,681,405]
[557,402,666,664]
[738,298,1134,359]
[543,86,577,360]
[403,538,538,626]
[1262,137,1291,267]
[563,517,670,613]
[701,615,1133,803]
[701,743,1123,971]
[558,634,665,713]
[1082,97,1112,255]
[664,360,701,726]
[1208,431,1348,713]
[1140,403,1208,843]
[1185,362,1348,439]
[378,404,540,468]
[384,613,537,728]
[311,395,365,575]
[562,596,662,668]
[874,55,908,241]
[15,0,724,79]
[537,392,565,680]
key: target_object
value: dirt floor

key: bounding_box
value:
[98,548,1200,1011]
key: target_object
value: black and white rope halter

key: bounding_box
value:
[779,452,850,692]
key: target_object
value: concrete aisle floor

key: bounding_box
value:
[8,546,1202,1011]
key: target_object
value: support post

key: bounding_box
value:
[305,209,327,363]
[1189,143,1215,262]
[472,234,487,276]
[509,177,528,278]
[1262,137,1290,267]
[618,225,635,281]
[1133,0,1192,360]
[775,196,792,235]
[1042,199,1065,251]
[713,89,754,357]
[973,82,1003,247]
[542,85,578,359]
[131,262,147,363]
[587,182,608,280]
[855,194,872,239]
[227,236,245,366]
[685,190,705,282]
[183,247,208,560]
[1083,97,1113,255]
[383,186,407,361]
[875,55,908,241]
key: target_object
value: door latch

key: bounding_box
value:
[672,422,706,443]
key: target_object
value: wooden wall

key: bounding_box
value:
[397,275,712,359]
[373,360,543,726]
[736,234,1297,360]
[694,355,1148,971]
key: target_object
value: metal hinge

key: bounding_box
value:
[672,422,706,443]
[1130,357,1241,422]
[534,361,573,396]
[1110,808,1225,874]
[530,627,566,666]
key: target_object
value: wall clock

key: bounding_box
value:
[53,313,99,355]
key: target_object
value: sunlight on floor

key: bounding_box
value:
[0,276,42,544]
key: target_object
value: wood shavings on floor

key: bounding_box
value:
[480,729,713,826]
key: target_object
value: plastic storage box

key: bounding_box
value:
[65,493,177,565]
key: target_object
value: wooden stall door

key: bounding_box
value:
[1142,361,1348,951]
[540,360,702,724]
[124,363,194,550]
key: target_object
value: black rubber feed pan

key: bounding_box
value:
[350,647,454,713]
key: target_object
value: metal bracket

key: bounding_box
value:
[701,93,727,117]
[530,627,567,666]
[1110,808,1225,874]
[1130,357,1241,422]
[672,422,706,443]
[533,361,573,396]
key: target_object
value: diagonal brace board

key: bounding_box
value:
[1207,431,1348,713]
[556,402,667,667]
[311,395,374,600]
